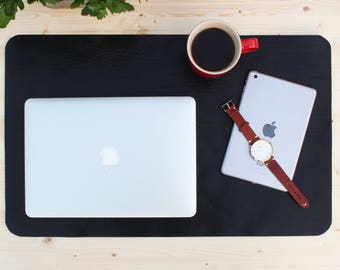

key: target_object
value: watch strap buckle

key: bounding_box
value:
[221,100,235,112]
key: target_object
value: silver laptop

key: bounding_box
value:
[221,71,316,191]
[25,97,196,218]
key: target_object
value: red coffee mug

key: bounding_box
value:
[187,20,259,79]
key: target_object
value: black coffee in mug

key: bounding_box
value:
[191,28,235,72]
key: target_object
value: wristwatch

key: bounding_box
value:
[222,100,310,209]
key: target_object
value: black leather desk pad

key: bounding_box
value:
[5,35,331,237]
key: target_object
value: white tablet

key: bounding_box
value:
[221,71,316,191]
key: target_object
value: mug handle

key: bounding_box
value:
[241,38,259,54]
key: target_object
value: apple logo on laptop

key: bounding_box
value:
[100,147,120,168]
[262,121,277,138]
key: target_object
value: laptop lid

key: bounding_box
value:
[221,71,316,191]
[25,97,196,218]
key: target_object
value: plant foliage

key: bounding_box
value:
[0,0,134,28]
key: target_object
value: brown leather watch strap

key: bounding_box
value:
[222,100,259,145]
[265,158,310,208]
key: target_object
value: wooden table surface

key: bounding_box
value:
[0,1,339,269]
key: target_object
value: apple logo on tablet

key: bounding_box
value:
[100,147,120,168]
[263,121,277,138]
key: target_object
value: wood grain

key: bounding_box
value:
[0,1,339,269]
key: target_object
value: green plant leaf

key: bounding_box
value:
[96,7,107,19]
[27,0,37,4]
[70,0,84,9]
[81,0,108,19]
[18,0,24,10]
[81,6,89,15]
[105,0,134,14]
[0,4,14,28]
[4,0,16,16]
[81,0,134,19]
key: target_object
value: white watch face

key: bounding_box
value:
[250,139,273,163]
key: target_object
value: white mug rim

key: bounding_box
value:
[187,20,242,75]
